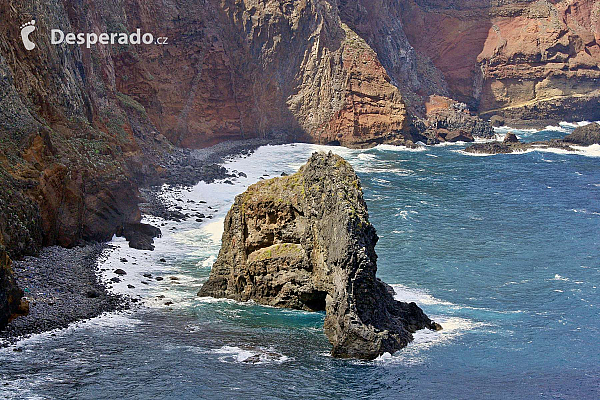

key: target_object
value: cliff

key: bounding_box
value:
[199,152,441,359]
[1,0,599,326]
[0,247,26,330]
[400,0,600,124]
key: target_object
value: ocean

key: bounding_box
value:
[1,123,599,399]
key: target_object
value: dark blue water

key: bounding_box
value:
[1,126,599,399]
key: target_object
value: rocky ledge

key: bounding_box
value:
[199,152,441,359]
[464,123,600,155]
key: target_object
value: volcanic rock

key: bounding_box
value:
[118,223,162,251]
[563,123,600,146]
[198,152,441,359]
[0,247,25,330]
[504,133,520,143]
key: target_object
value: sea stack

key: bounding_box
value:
[199,152,441,360]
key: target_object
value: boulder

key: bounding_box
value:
[445,130,474,143]
[490,115,505,127]
[504,132,519,143]
[118,223,162,251]
[563,123,600,146]
[198,152,441,360]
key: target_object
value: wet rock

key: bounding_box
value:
[114,269,127,276]
[159,258,166,263]
[127,284,135,289]
[155,277,164,281]
[110,277,121,283]
[504,132,519,143]
[120,258,128,263]
[0,247,25,330]
[117,223,162,251]
[199,152,441,360]
[143,273,153,278]
[490,115,505,127]
[563,123,600,146]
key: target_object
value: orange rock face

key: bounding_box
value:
[401,0,600,123]
[1,0,600,258]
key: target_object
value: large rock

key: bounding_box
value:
[117,223,162,251]
[199,152,441,359]
[0,246,26,330]
[563,123,600,146]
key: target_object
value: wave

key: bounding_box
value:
[209,345,292,365]
[0,312,139,350]
[373,144,427,152]
[456,144,600,158]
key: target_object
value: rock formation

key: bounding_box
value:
[199,152,441,359]
[400,0,600,125]
[2,0,600,326]
[564,123,600,146]
[0,246,26,330]
[464,124,600,154]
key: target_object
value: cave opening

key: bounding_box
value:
[301,290,327,312]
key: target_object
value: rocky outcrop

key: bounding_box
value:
[464,126,598,154]
[199,152,441,359]
[564,123,600,145]
[400,0,600,125]
[117,223,162,251]
[1,0,598,274]
[415,96,494,143]
[0,247,26,330]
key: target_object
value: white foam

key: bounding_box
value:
[374,144,427,152]
[0,312,139,349]
[210,345,291,364]
[368,316,487,366]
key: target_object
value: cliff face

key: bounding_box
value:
[199,152,440,359]
[103,0,413,148]
[400,0,600,123]
[1,1,598,276]
[0,247,25,330]
[0,0,171,257]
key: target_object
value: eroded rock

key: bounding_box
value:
[564,123,600,146]
[199,152,441,359]
[0,247,25,330]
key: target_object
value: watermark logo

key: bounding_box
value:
[20,20,36,51]
[51,29,168,48]
[19,20,168,50]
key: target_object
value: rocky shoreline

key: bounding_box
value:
[464,123,600,155]
[0,138,269,345]
[0,243,128,347]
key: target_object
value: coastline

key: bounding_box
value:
[0,138,274,346]
[0,244,128,347]
[2,122,596,346]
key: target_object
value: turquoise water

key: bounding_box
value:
[1,125,599,399]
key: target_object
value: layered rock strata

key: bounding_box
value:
[199,152,441,359]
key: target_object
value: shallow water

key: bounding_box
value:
[1,125,599,399]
